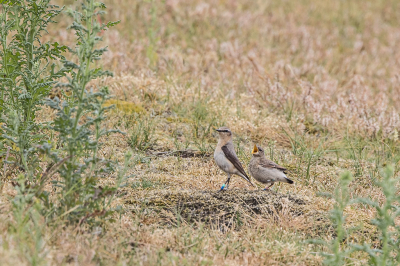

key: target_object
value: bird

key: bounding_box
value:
[214,126,255,190]
[249,144,294,190]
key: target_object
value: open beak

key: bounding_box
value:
[252,144,258,154]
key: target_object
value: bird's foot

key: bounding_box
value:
[264,184,274,190]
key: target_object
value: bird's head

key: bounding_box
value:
[215,126,232,138]
[251,144,265,157]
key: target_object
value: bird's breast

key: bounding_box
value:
[214,150,233,172]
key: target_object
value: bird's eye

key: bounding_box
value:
[259,148,263,152]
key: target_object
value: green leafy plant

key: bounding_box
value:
[309,171,353,266]
[44,0,122,224]
[352,165,400,266]
[311,166,400,266]
[0,0,67,186]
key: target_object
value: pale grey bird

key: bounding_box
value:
[214,127,255,191]
[249,145,294,190]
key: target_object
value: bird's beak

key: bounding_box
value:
[252,144,258,154]
[215,129,222,132]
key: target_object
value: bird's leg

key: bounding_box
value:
[220,174,231,191]
[225,175,231,190]
[264,183,274,190]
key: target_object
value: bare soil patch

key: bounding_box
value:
[126,189,331,235]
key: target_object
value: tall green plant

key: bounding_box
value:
[0,0,67,184]
[352,165,400,266]
[311,166,400,265]
[309,171,353,266]
[44,0,121,224]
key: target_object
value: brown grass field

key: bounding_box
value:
[2,0,400,265]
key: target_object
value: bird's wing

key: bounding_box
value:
[221,144,252,183]
[259,158,287,173]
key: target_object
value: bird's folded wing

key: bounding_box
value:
[221,145,251,181]
[259,159,287,173]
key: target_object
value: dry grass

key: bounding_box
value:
[2,0,400,265]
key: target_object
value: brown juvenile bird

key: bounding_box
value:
[214,127,255,190]
[249,145,294,190]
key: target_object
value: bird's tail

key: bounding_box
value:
[239,173,256,187]
[285,177,294,184]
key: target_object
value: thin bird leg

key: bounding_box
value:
[264,183,274,190]
[220,174,231,191]
[225,175,231,189]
